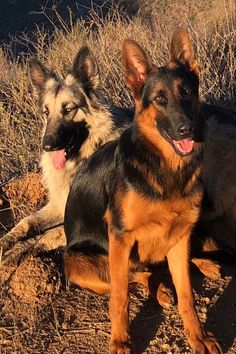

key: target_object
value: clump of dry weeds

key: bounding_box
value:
[0,0,235,189]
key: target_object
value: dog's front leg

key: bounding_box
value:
[1,225,66,267]
[167,234,221,354]
[0,202,62,254]
[109,231,133,354]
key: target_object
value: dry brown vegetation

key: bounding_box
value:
[0,0,235,188]
[0,1,235,353]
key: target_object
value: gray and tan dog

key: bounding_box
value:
[0,47,133,264]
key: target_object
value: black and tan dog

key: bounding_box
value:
[64,29,221,353]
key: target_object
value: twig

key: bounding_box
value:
[3,328,31,339]
[0,246,2,266]
[97,329,110,337]
[0,339,12,345]
[0,327,12,335]
[50,300,61,339]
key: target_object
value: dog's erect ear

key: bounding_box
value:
[169,28,199,75]
[29,58,54,97]
[72,46,100,91]
[122,39,152,99]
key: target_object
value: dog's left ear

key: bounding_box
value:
[169,28,199,75]
[73,46,100,91]
[122,39,152,99]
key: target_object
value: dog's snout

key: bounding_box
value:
[43,134,58,151]
[177,122,193,136]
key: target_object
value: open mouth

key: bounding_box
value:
[162,130,194,156]
[49,121,89,170]
[50,136,76,170]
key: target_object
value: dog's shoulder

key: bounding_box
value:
[201,103,236,217]
[201,102,236,126]
[70,139,119,195]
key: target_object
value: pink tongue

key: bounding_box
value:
[172,138,194,154]
[51,149,66,170]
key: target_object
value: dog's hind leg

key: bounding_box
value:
[131,271,174,309]
[0,202,62,254]
[190,230,222,279]
[64,251,110,295]
[64,254,174,307]
[191,257,221,279]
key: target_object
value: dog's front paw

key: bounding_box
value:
[190,332,222,354]
[0,233,15,254]
[2,233,43,266]
[110,339,133,354]
[2,243,27,266]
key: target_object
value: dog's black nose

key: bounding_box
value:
[44,144,53,152]
[178,123,193,135]
[43,134,58,151]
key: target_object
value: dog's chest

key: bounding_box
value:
[122,190,202,263]
[41,152,77,207]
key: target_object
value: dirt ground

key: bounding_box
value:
[0,174,235,354]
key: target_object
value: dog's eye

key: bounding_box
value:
[179,85,191,99]
[43,107,49,116]
[64,106,74,114]
[154,91,167,105]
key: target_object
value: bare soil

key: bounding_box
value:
[0,174,235,353]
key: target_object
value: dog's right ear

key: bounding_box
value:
[29,58,54,97]
[72,46,100,92]
[122,39,152,99]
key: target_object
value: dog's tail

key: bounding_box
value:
[64,244,110,295]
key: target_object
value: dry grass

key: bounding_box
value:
[0,0,235,186]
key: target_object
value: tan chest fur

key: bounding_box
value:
[121,190,202,263]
